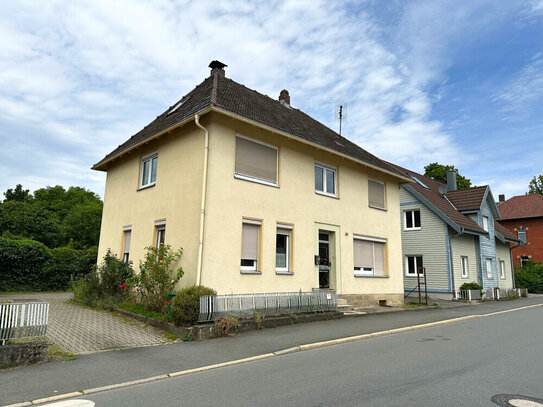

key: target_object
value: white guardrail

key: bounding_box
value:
[0,302,49,345]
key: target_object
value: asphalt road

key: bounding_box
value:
[75,304,543,407]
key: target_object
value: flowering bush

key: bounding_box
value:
[134,244,184,313]
[72,249,133,310]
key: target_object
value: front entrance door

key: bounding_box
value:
[319,232,330,288]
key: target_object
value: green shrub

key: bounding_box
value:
[42,247,97,291]
[134,245,184,313]
[214,317,241,337]
[515,262,543,293]
[72,250,133,309]
[459,282,483,292]
[171,285,216,326]
[0,236,52,291]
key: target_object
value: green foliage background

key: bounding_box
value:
[515,262,543,293]
[423,163,472,190]
[0,184,102,291]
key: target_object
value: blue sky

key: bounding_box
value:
[0,0,542,200]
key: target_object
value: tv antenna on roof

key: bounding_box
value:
[335,103,347,136]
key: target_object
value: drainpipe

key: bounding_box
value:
[195,114,209,286]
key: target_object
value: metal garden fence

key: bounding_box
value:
[199,291,337,322]
[0,302,49,345]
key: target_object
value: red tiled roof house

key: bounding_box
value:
[497,194,543,266]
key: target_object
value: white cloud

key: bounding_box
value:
[0,0,536,200]
[492,53,543,115]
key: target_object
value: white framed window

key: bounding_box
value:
[276,224,292,273]
[353,236,386,277]
[235,135,278,186]
[140,152,158,188]
[241,219,261,272]
[315,163,337,197]
[404,210,421,230]
[406,256,424,276]
[155,220,166,248]
[500,260,506,279]
[368,179,386,210]
[482,216,489,232]
[518,228,527,244]
[461,256,469,278]
[486,258,493,279]
[123,227,131,263]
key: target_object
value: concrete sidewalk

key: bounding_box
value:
[1,295,542,406]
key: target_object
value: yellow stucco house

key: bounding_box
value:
[93,61,411,306]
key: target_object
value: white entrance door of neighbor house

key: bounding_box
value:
[318,232,331,288]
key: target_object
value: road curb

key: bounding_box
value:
[82,374,169,395]
[168,353,275,378]
[31,392,83,405]
[7,302,543,406]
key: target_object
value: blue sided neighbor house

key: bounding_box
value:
[389,164,521,300]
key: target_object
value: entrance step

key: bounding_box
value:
[337,298,354,312]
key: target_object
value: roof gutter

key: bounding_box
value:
[211,106,413,183]
[194,114,210,286]
[92,106,213,171]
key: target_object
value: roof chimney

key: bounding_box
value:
[279,89,290,107]
[447,169,457,192]
[499,194,505,202]
[209,60,227,77]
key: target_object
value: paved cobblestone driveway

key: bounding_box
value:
[0,292,170,354]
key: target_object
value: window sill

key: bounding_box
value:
[240,270,262,275]
[461,276,469,279]
[234,174,279,188]
[137,183,156,191]
[369,205,387,211]
[404,227,421,231]
[406,275,424,278]
[354,274,389,278]
[276,271,294,275]
[315,190,339,199]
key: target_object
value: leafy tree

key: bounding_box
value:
[0,201,63,248]
[33,185,101,223]
[62,201,103,249]
[3,184,32,203]
[528,175,543,195]
[423,163,472,190]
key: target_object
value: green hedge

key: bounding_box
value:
[0,237,51,291]
[515,262,543,293]
[43,247,98,291]
[0,236,96,291]
[171,285,217,326]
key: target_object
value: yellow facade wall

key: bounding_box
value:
[200,114,404,303]
[97,122,205,286]
[496,242,514,289]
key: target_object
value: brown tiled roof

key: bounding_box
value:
[494,220,520,242]
[386,163,486,234]
[93,76,214,169]
[445,186,488,211]
[497,194,543,220]
[93,70,406,180]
